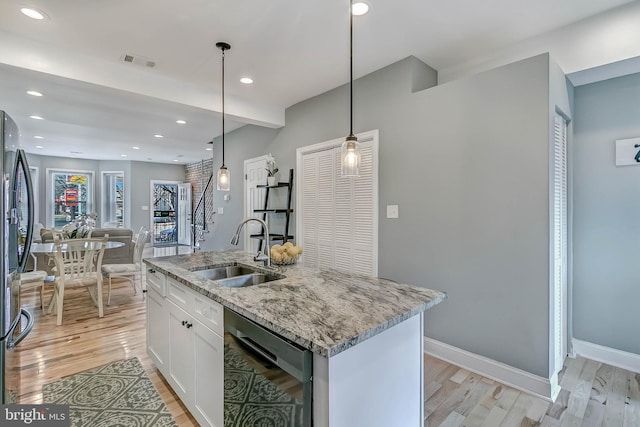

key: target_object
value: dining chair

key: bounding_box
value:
[50,235,108,326]
[19,270,50,314]
[101,229,150,305]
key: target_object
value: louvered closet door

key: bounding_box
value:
[299,134,377,277]
[301,154,319,266]
[552,115,568,373]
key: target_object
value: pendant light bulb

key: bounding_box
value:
[342,0,361,177]
[217,165,230,191]
[216,41,231,191]
[341,135,360,176]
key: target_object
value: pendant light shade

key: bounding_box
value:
[341,1,361,177]
[217,165,230,191]
[341,134,360,176]
[216,41,231,191]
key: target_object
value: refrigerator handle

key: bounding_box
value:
[15,150,34,273]
[6,308,34,350]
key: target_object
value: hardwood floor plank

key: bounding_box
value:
[560,356,587,391]
[582,397,606,427]
[461,383,501,427]
[566,358,600,419]
[547,389,570,420]
[501,393,535,426]
[426,372,483,426]
[603,367,630,427]
[623,372,640,427]
[438,411,466,427]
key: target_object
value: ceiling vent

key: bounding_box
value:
[121,53,156,68]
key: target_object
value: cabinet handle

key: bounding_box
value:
[181,320,187,326]
[186,323,193,329]
[149,269,156,273]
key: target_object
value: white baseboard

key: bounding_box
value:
[571,338,640,373]
[424,337,560,402]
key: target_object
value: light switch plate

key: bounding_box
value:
[387,205,399,219]
[218,207,224,214]
[141,205,149,211]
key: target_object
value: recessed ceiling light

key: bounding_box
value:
[29,115,44,120]
[27,90,43,97]
[240,77,253,84]
[205,148,213,151]
[176,120,186,125]
[132,146,140,150]
[173,159,179,162]
[352,2,369,15]
[20,7,47,20]
[34,135,44,139]
[120,154,127,157]
[154,134,163,138]
[35,145,44,149]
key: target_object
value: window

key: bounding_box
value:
[46,169,94,229]
[102,171,124,227]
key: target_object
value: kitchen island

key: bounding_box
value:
[143,250,446,427]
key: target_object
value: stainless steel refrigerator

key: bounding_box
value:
[1,111,35,404]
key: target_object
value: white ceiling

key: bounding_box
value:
[1,0,639,164]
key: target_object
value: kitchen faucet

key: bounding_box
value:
[230,217,271,267]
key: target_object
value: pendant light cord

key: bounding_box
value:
[349,1,354,137]
[221,47,226,167]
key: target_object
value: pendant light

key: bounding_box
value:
[341,1,361,177]
[216,42,231,191]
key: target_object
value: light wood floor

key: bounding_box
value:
[14,274,639,427]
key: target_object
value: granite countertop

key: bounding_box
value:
[143,250,447,357]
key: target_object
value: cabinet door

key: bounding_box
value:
[167,300,193,403]
[147,288,169,369]
[192,322,224,427]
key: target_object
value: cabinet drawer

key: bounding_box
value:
[168,279,223,337]
[146,266,166,296]
[167,278,193,312]
[193,294,223,337]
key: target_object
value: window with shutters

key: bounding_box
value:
[552,114,568,373]
[296,130,379,276]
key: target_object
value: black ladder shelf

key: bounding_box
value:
[250,168,294,252]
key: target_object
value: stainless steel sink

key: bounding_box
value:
[192,265,282,288]
[215,273,279,288]
[193,266,257,281]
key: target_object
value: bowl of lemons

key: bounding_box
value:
[270,242,303,265]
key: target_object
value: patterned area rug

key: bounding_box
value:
[43,357,177,427]
[225,343,304,427]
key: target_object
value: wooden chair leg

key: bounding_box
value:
[107,276,112,306]
[56,282,65,326]
[97,281,104,318]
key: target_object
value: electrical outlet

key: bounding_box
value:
[218,207,224,214]
[386,205,398,219]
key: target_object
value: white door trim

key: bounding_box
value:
[244,155,270,250]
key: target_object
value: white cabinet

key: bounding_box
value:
[146,287,169,369]
[146,272,223,427]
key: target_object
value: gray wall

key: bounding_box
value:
[25,153,184,234]
[218,54,559,377]
[573,72,640,355]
